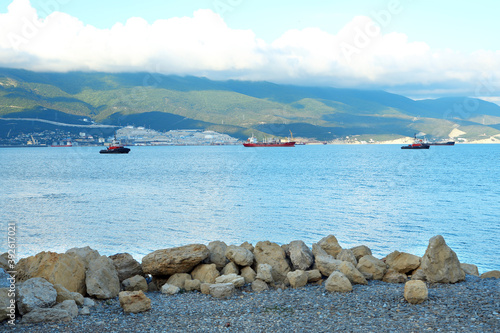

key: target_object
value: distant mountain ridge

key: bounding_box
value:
[1,67,500,141]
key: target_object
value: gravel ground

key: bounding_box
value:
[3,275,499,332]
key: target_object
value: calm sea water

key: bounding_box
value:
[1,144,498,273]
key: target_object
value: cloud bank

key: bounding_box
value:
[0,0,499,100]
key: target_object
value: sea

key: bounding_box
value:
[1,144,499,273]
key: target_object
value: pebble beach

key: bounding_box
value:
[7,275,499,333]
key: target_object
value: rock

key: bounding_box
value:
[314,252,342,277]
[287,270,308,288]
[191,264,220,284]
[286,240,314,271]
[221,262,239,275]
[83,298,95,307]
[350,245,372,261]
[54,300,78,318]
[338,261,367,285]
[255,264,273,283]
[16,251,86,295]
[356,255,387,280]
[336,249,357,266]
[240,266,257,284]
[53,284,84,305]
[325,271,352,293]
[142,244,209,276]
[0,288,14,322]
[480,270,500,279]
[382,269,407,283]
[240,242,254,252]
[404,280,428,304]
[385,251,421,274]
[225,245,254,267]
[253,241,291,283]
[166,273,192,289]
[86,255,120,299]
[460,263,479,276]
[66,246,100,269]
[79,307,90,315]
[420,235,465,283]
[109,253,143,282]
[200,283,211,295]
[161,283,180,295]
[251,279,269,292]
[122,275,148,292]
[22,308,72,323]
[16,277,57,316]
[150,276,169,290]
[215,274,245,288]
[306,269,323,283]
[119,290,151,313]
[207,241,229,270]
[411,268,426,281]
[317,235,343,257]
[184,279,201,291]
[209,283,235,298]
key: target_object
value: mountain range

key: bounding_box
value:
[1,67,500,141]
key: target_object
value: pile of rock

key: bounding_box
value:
[1,235,499,325]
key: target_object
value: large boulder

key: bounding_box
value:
[209,283,235,298]
[306,270,323,283]
[255,264,273,283]
[350,245,372,261]
[207,241,229,270]
[286,241,314,271]
[119,291,151,313]
[86,256,120,299]
[460,263,479,276]
[287,270,308,288]
[356,255,387,280]
[191,264,220,284]
[16,252,86,294]
[53,284,84,305]
[122,275,148,292]
[251,279,269,292]
[404,280,428,304]
[221,262,239,275]
[53,300,79,319]
[66,246,100,269]
[16,277,57,316]
[420,235,465,283]
[480,270,500,279]
[161,283,180,295]
[21,308,72,323]
[325,271,352,293]
[109,253,143,282]
[338,261,367,285]
[240,266,257,284]
[225,245,254,267]
[215,274,245,288]
[313,247,342,277]
[253,241,291,283]
[166,273,192,289]
[382,269,407,284]
[317,235,343,258]
[184,279,201,291]
[385,251,421,274]
[142,244,209,276]
[336,249,357,266]
[240,242,254,252]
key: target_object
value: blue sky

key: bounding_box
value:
[0,0,499,102]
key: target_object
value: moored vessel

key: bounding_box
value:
[401,135,430,149]
[100,137,130,154]
[243,134,295,147]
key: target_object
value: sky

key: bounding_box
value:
[0,0,499,103]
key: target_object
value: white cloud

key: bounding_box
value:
[0,0,499,100]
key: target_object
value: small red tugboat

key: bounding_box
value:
[100,137,130,154]
[401,135,430,149]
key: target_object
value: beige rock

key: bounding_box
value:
[240,266,257,284]
[317,235,343,258]
[385,251,421,274]
[336,249,357,266]
[240,242,254,253]
[86,255,120,299]
[460,263,479,276]
[306,269,323,283]
[420,235,465,283]
[287,270,308,288]
[350,245,372,261]
[122,275,148,292]
[225,245,254,267]
[404,280,428,304]
[0,288,14,322]
[16,277,57,315]
[83,298,95,307]
[411,268,426,281]
[356,255,387,280]
[53,284,84,305]
[251,279,269,292]
[66,246,100,270]
[79,307,90,315]
[141,244,209,276]
[200,283,211,295]
[53,300,78,318]
[119,290,151,313]
[325,271,352,293]
[16,251,86,295]
[215,274,245,288]
[161,283,180,295]
[191,264,220,284]
[480,270,500,279]
[253,241,291,283]
[255,264,273,283]
[207,241,229,270]
[166,273,192,289]
[109,253,143,282]
[221,262,240,276]
[21,308,72,323]
[286,240,314,271]
[382,269,407,284]
[209,283,235,298]
[338,261,367,285]
[314,253,342,277]
[184,279,201,291]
